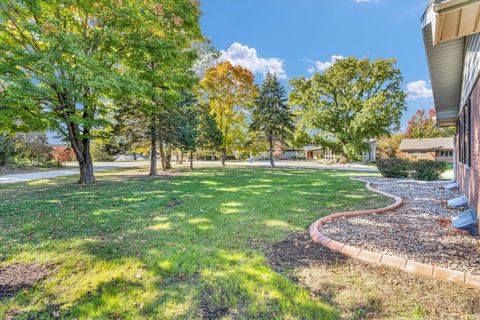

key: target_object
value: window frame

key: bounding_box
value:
[458,99,472,166]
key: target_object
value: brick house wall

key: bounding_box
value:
[400,151,446,161]
[435,156,454,163]
[456,76,480,230]
[399,151,453,163]
[399,151,435,161]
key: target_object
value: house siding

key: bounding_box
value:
[456,33,480,233]
[456,75,480,230]
[461,33,480,107]
[399,151,453,163]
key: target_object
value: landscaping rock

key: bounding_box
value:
[320,177,480,275]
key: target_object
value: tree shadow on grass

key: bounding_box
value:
[0,167,383,319]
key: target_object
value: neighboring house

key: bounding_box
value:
[304,140,377,162]
[304,146,336,161]
[273,142,304,160]
[116,153,148,161]
[422,0,480,231]
[362,140,377,162]
[398,137,454,163]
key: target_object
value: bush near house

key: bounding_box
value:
[377,158,448,181]
[377,158,410,178]
[410,160,447,181]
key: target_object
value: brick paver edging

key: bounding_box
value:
[309,177,480,290]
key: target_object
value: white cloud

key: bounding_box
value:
[307,55,344,73]
[355,0,378,3]
[219,42,287,79]
[407,80,433,100]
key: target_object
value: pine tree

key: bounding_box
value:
[250,73,294,168]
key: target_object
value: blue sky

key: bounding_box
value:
[200,0,434,128]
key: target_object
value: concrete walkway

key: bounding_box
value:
[0,160,378,184]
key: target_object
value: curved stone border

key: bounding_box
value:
[309,177,480,290]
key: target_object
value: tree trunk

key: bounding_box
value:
[268,137,275,168]
[66,121,96,184]
[165,147,172,169]
[159,141,166,171]
[150,117,158,176]
[190,150,194,170]
[221,148,227,166]
[79,155,95,184]
[133,152,137,161]
[76,139,95,184]
[179,151,183,164]
[339,146,349,164]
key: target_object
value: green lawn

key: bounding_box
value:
[0,167,388,319]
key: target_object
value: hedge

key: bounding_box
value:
[377,158,448,181]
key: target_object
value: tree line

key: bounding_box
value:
[0,1,408,184]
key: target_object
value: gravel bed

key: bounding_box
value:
[320,177,480,275]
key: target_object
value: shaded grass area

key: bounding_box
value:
[0,167,388,319]
[270,233,480,320]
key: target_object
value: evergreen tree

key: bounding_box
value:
[174,94,200,170]
[250,73,294,168]
[196,104,223,156]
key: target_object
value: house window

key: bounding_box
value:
[436,150,453,157]
[409,151,427,156]
[459,100,471,166]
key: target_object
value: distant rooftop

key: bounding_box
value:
[399,137,454,151]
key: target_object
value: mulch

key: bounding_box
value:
[0,263,54,300]
[266,232,480,319]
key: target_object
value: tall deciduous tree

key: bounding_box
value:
[0,1,201,183]
[376,133,404,158]
[115,1,202,176]
[405,108,455,139]
[199,61,257,166]
[289,57,407,162]
[250,73,294,168]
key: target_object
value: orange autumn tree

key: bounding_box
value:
[199,61,258,165]
[405,108,455,139]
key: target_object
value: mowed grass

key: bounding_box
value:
[0,167,388,319]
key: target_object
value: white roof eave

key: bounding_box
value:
[422,21,464,127]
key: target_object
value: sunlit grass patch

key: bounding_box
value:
[0,167,387,319]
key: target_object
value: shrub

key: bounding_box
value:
[13,133,52,165]
[377,158,410,178]
[0,134,13,166]
[90,143,115,161]
[52,146,76,167]
[410,160,447,181]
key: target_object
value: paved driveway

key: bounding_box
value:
[203,160,378,172]
[0,162,149,184]
[0,160,378,184]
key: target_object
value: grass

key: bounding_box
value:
[0,166,390,319]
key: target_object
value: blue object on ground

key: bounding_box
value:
[452,209,478,236]
[447,195,468,208]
